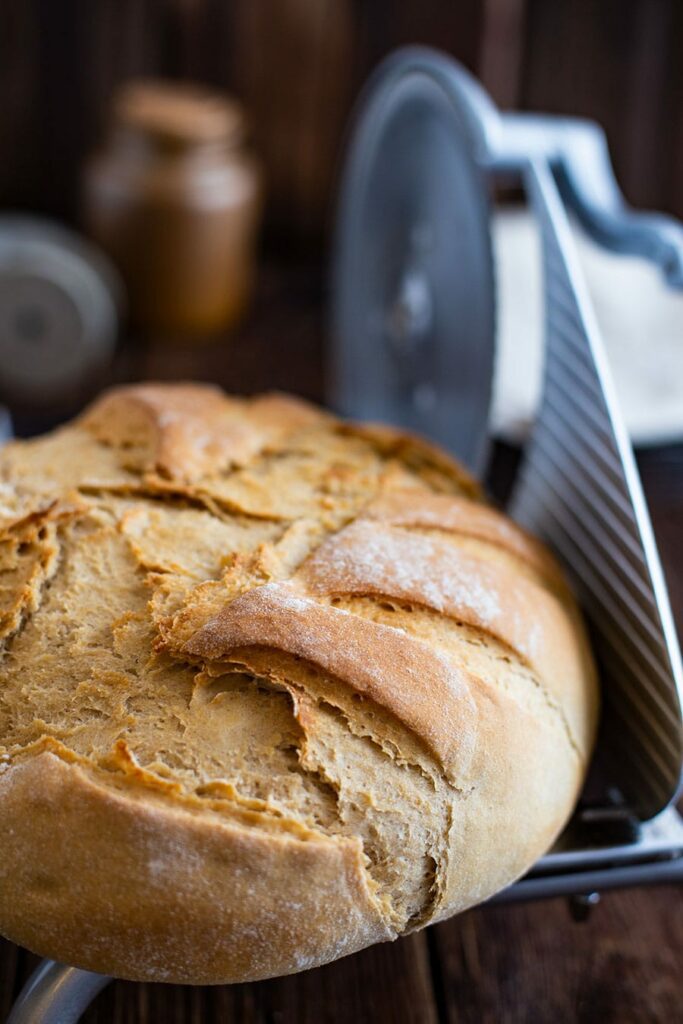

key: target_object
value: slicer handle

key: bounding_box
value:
[376,51,683,288]
[496,114,683,288]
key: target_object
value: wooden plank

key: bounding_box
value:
[207,933,438,1024]
[478,0,528,109]
[0,4,39,203]
[521,0,682,217]
[430,887,683,1023]
[1,934,438,1024]
[619,0,674,209]
[229,0,356,246]
[2,0,683,229]
[666,1,683,219]
[0,938,19,1020]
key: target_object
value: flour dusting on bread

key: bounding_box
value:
[0,383,598,984]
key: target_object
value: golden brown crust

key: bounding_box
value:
[0,752,391,983]
[296,519,593,756]
[80,383,328,482]
[0,382,599,984]
[183,581,479,781]
[433,670,582,917]
[0,504,61,640]
[362,490,568,593]
[338,422,481,498]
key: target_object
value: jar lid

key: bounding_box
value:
[114,80,245,146]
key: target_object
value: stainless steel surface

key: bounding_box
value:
[494,115,683,287]
[0,405,12,444]
[494,854,683,904]
[330,49,495,476]
[509,158,683,818]
[538,805,683,872]
[6,961,111,1024]
[495,806,683,903]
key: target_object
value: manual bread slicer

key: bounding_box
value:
[8,47,683,1024]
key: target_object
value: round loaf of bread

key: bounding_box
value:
[0,383,598,984]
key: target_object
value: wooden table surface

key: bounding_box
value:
[1,267,682,1023]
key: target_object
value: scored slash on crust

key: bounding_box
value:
[0,383,598,983]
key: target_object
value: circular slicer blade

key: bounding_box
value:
[330,49,496,475]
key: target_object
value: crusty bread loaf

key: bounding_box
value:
[0,383,598,984]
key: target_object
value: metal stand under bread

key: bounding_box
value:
[7,48,683,1024]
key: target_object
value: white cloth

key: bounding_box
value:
[492,209,683,446]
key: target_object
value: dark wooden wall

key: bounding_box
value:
[1,0,681,250]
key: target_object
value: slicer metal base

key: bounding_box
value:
[6,961,111,1024]
[493,805,683,905]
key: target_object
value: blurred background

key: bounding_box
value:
[3,1,683,244]
[0,0,682,440]
[2,7,683,1021]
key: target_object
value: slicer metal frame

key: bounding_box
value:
[8,45,683,1024]
[331,46,683,824]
